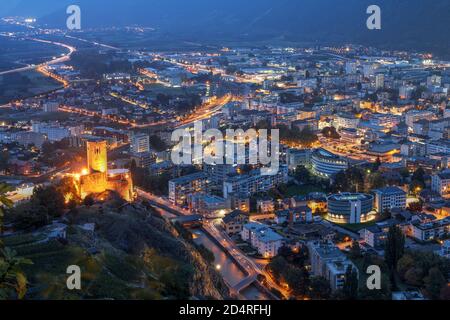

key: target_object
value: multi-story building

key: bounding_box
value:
[131,133,150,154]
[188,194,227,215]
[307,241,359,291]
[369,113,401,129]
[203,164,237,186]
[311,149,348,178]
[327,193,374,224]
[287,148,311,171]
[405,110,435,129]
[411,217,450,241]
[130,152,156,169]
[222,210,249,235]
[43,102,59,113]
[431,171,450,197]
[223,165,288,199]
[8,131,47,148]
[360,225,387,248]
[32,122,71,142]
[274,206,313,224]
[399,85,415,100]
[427,139,450,155]
[169,172,209,206]
[375,73,385,89]
[241,222,284,258]
[257,198,275,214]
[334,113,360,130]
[373,186,407,213]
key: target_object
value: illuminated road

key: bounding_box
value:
[0,36,76,76]
[177,94,236,128]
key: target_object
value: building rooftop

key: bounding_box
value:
[373,186,407,195]
[244,222,284,243]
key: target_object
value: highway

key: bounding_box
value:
[0,36,76,76]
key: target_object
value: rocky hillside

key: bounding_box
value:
[4,198,229,300]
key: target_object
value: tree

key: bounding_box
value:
[397,254,415,279]
[149,135,168,152]
[321,127,340,140]
[294,165,312,184]
[408,201,423,213]
[424,268,447,299]
[332,167,365,193]
[8,203,50,231]
[297,127,318,147]
[83,195,95,207]
[372,157,382,172]
[309,276,331,300]
[284,266,310,296]
[343,265,359,300]
[268,256,288,282]
[440,285,450,300]
[0,247,32,299]
[0,183,13,235]
[349,240,362,259]
[369,172,386,190]
[32,186,65,218]
[0,151,9,174]
[410,168,426,194]
[404,267,424,287]
[385,226,405,271]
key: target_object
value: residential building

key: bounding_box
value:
[411,217,450,241]
[432,171,450,197]
[222,210,249,235]
[327,193,374,224]
[360,225,386,248]
[131,133,150,154]
[311,148,348,178]
[241,222,284,258]
[307,240,358,291]
[223,166,288,198]
[169,172,209,206]
[373,186,407,213]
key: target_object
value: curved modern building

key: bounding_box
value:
[311,148,348,178]
[327,193,375,224]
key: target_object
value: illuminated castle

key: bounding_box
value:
[78,139,134,202]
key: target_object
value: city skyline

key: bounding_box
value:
[0,0,449,312]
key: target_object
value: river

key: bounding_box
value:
[192,229,270,300]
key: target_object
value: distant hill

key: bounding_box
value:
[2,0,449,56]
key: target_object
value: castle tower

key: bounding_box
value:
[87,140,107,173]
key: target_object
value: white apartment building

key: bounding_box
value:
[431,171,450,197]
[334,113,360,130]
[32,123,70,142]
[223,166,288,199]
[241,222,284,258]
[411,217,450,242]
[405,110,435,129]
[373,186,407,213]
[131,133,150,154]
[307,241,359,291]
